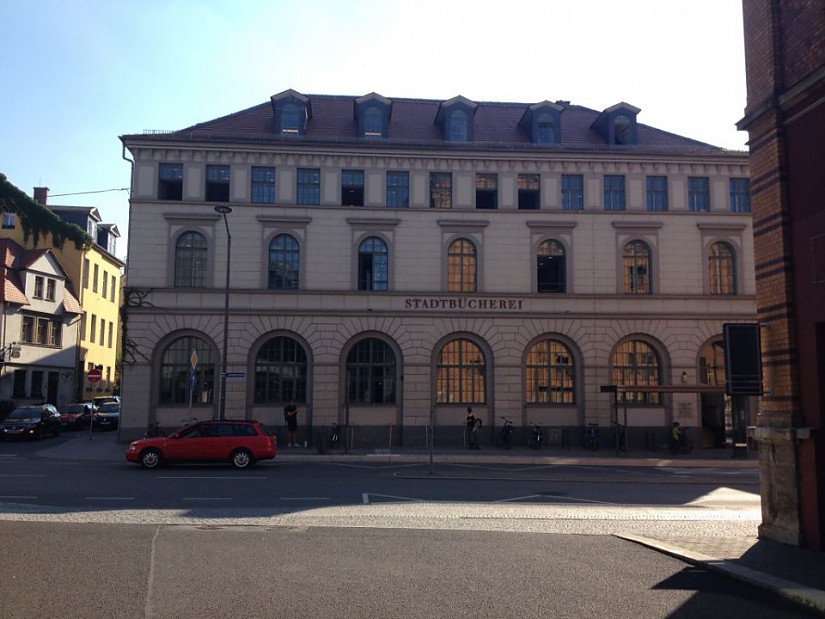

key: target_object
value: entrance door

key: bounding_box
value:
[700,392,726,448]
[47,372,59,405]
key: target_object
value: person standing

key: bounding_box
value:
[284,401,298,447]
[465,406,480,450]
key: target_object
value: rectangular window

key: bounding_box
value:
[251,166,276,204]
[476,173,498,210]
[36,318,49,345]
[297,168,320,205]
[21,316,34,343]
[49,321,61,347]
[2,211,15,228]
[83,258,90,289]
[90,313,97,344]
[562,174,584,211]
[12,370,26,398]
[429,173,452,209]
[603,175,626,211]
[518,174,540,210]
[34,276,44,299]
[730,178,751,213]
[108,322,114,348]
[646,176,668,212]
[100,318,106,346]
[386,171,409,208]
[110,275,116,302]
[158,163,184,201]
[341,170,365,206]
[80,315,86,342]
[205,164,230,202]
[93,264,99,293]
[688,177,710,212]
[102,272,108,299]
[46,279,56,301]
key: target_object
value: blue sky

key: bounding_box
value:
[2,0,747,260]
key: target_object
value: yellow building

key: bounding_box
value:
[1,185,124,399]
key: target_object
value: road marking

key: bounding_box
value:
[0,474,46,477]
[0,495,37,499]
[495,494,616,505]
[181,497,232,501]
[280,497,330,501]
[362,493,424,504]
[158,476,267,480]
[86,497,135,501]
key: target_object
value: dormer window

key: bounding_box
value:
[591,102,640,146]
[270,89,311,137]
[436,96,477,142]
[519,101,563,145]
[355,93,391,139]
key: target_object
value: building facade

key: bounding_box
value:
[738,0,825,550]
[119,91,754,448]
[0,239,83,405]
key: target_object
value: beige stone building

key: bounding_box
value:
[119,90,754,449]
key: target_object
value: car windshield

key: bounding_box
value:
[8,409,42,419]
[98,404,120,413]
[94,397,118,405]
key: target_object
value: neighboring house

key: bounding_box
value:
[0,238,83,405]
[1,184,125,399]
[118,89,755,446]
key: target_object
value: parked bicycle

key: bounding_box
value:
[585,422,600,451]
[528,422,544,450]
[329,422,341,449]
[496,416,514,449]
[669,425,694,455]
[143,420,166,438]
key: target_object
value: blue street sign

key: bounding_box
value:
[190,370,196,390]
[224,372,245,378]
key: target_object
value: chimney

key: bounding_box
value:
[33,187,49,205]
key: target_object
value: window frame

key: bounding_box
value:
[386,171,409,208]
[251,166,276,204]
[646,176,668,212]
[253,336,308,404]
[729,178,751,213]
[518,174,541,210]
[430,173,452,209]
[346,338,397,405]
[297,168,321,205]
[622,240,652,294]
[159,335,215,405]
[342,170,365,207]
[525,339,575,405]
[205,164,230,202]
[158,163,184,201]
[688,177,710,212]
[358,236,389,291]
[447,238,477,293]
[612,339,662,405]
[708,241,737,295]
[174,230,208,288]
[435,338,487,404]
[475,173,498,210]
[561,174,584,211]
[268,234,300,290]
[537,239,567,293]
[603,175,626,211]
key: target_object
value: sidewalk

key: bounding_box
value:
[35,432,824,615]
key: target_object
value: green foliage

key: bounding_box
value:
[0,173,92,250]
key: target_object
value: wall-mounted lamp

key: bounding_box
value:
[681,371,688,384]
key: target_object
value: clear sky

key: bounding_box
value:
[2,0,747,260]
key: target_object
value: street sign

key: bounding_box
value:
[225,372,245,378]
[190,349,198,370]
[88,368,102,383]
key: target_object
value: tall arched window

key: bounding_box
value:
[358,237,388,291]
[174,231,207,288]
[254,336,307,403]
[526,339,575,404]
[436,338,486,404]
[698,339,726,386]
[612,340,661,404]
[447,238,477,292]
[537,240,566,293]
[268,234,299,290]
[709,242,736,295]
[160,335,215,404]
[346,338,396,404]
[623,240,651,294]
[447,109,468,141]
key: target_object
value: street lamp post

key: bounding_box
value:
[214,205,232,421]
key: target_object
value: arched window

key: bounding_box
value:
[358,237,388,291]
[363,107,383,137]
[698,339,726,386]
[536,112,555,144]
[526,339,574,404]
[709,242,736,295]
[159,335,215,404]
[447,239,477,292]
[174,231,207,288]
[537,240,566,293]
[346,338,396,404]
[623,241,651,294]
[612,340,661,404]
[447,109,468,141]
[436,338,486,404]
[268,234,299,290]
[254,336,307,403]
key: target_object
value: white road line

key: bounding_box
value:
[181,497,232,501]
[0,495,37,499]
[158,476,267,480]
[280,497,330,501]
[495,494,615,505]
[86,497,136,501]
[362,493,425,504]
[0,474,46,477]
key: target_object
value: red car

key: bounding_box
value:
[126,420,277,469]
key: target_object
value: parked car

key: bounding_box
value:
[125,420,277,469]
[58,403,93,430]
[0,404,61,440]
[93,403,120,430]
[93,395,120,408]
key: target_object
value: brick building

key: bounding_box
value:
[118,90,754,451]
[737,0,825,550]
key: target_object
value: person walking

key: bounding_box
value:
[284,401,298,447]
[465,406,481,450]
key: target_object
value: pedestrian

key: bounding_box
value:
[284,400,298,447]
[465,406,481,450]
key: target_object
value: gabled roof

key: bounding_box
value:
[0,238,83,313]
[121,91,739,156]
[48,205,102,222]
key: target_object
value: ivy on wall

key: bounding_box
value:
[0,173,92,250]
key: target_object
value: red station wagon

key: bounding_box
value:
[126,420,277,469]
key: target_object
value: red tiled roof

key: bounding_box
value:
[62,282,83,315]
[0,239,30,305]
[122,93,738,157]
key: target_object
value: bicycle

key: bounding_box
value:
[669,428,694,455]
[585,422,600,451]
[496,416,514,449]
[179,415,198,426]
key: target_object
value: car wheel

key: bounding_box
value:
[140,448,162,469]
[231,449,254,469]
